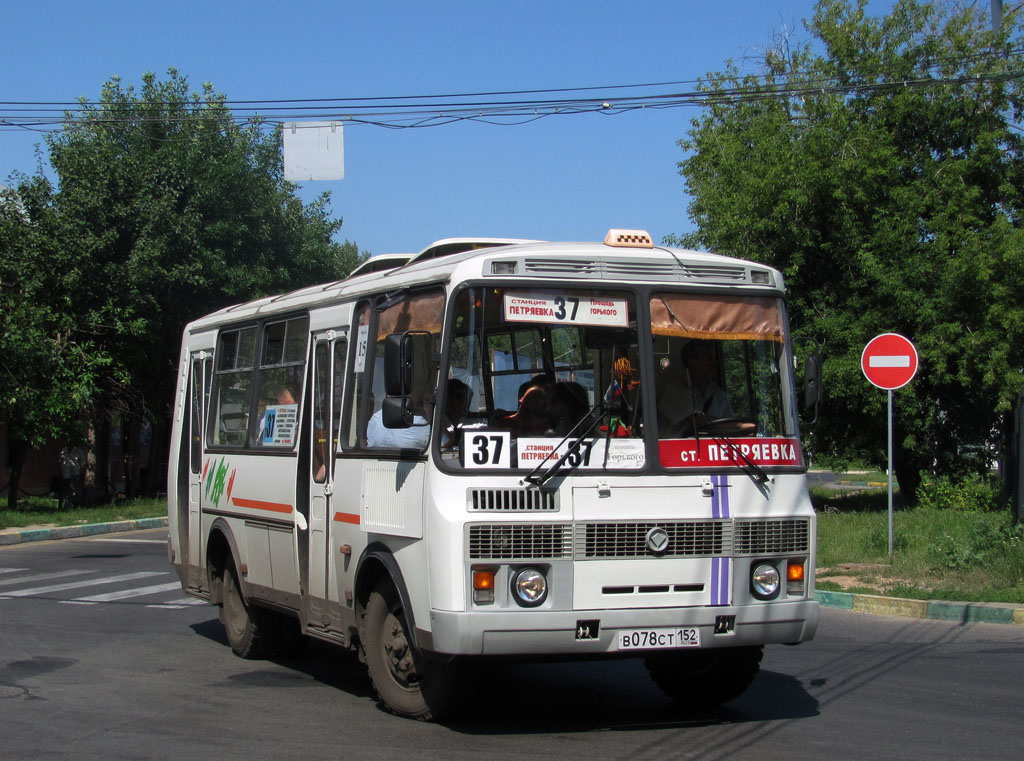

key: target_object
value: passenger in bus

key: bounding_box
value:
[442,378,471,449]
[366,385,431,449]
[548,381,592,437]
[657,340,734,435]
[491,376,553,437]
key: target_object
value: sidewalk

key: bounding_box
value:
[0,517,168,546]
[1,515,1020,625]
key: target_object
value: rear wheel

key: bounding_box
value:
[645,645,763,707]
[220,562,275,659]
[360,581,456,721]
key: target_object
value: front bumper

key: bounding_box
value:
[423,599,819,656]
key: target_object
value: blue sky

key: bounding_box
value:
[1,1,894,257]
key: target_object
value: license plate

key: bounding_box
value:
[617,627,701,651]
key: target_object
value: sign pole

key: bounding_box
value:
[861,333,918,562]
[887,389,894,558]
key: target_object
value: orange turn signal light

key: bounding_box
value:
[473,569,495,590]
[787,561,805,581]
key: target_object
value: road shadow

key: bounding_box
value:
[190,619,817,732]
[190,619,374,698]
[444,658,818,734]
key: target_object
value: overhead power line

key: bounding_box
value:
[1,62,1022,134]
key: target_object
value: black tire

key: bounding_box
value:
[360,582,456,721]
[645,645,763,707]
[220,562,275,659]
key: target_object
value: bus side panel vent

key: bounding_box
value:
[468,488,559,512]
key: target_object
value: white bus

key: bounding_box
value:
[167,229,819,719]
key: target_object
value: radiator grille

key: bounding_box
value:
[574,521,732,560]
[468,523,573,560]
[468,488,558,512]
[734,519,810,556]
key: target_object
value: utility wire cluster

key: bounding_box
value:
[2,54,1022,135]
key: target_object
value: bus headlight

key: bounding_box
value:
[750,562,781,600]
[511,567,547,607]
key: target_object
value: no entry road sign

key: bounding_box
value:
[862,333,918,390]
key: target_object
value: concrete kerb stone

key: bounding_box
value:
[815,589,1024,626]
[0,517,168,546]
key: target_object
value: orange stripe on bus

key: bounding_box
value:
[232,497,293,514]
[333,512,361,525]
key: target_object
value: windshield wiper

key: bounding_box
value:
[701,420,770,486]
[523,399,613,486]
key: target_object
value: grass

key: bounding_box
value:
[0,495,165,530]
[812,485,1024,604]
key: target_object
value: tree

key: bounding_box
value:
[43,70,364,499]
[1,176,108,509]
[670,0,1024,499]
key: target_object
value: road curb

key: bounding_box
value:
[815,589,1024,625]
[0,517,168,546]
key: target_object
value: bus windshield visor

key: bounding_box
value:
[442,286,645,472]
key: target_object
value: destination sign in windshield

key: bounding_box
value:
[503,292,629,327]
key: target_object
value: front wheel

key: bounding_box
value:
[645,645,763,708]
[360,582,456,721]
[220,562,275,659]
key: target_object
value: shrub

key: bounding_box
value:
[915,473,1008,512]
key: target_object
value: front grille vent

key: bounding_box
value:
[523,259,600,276]
[734,519,810,556]
[468,523,573,560]
[520,257,749,283]
[468,488,558,512]
[575,521,732,560]
[682,264,747,281]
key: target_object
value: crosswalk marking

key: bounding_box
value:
[0,571,167,598]
[63,581,185,604]
[147,597,208,609]
[0,564,206,611]
[0,569,93,588]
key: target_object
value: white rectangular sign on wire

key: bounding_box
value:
[283,121,345,181]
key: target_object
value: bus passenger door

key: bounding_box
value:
[305,332,346,628]
[187,352,211,591]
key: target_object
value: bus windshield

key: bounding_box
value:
[440,285,801,472]
[443,285,644,471]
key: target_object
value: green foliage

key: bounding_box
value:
[1,178,108,451]
[2,70,367,503]
[672,1,1024,500]
[43,69,364,427]
[916,473,1009,512]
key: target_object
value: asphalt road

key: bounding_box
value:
[1,529,1021,761]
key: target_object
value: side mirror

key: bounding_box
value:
[382,331,434,429]
[804,353,822,409]
[382,396,415,427]
[384,333,412,396]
